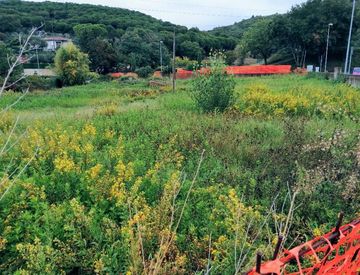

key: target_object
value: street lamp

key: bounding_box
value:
[345,0,356,74]
[159,40,163,73]
[324,23,333,72]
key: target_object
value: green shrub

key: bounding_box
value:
[119,75,138,83]
[54,42,90,86]
[190,52,235,112]
[305,72,327,80]
[25,76,56,91]
[175,57,198,71]
[135,66,153,78]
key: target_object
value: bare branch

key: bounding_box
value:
[0,25,43,96]
[0,147,39,202]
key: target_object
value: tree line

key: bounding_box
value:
[230,0,360,69]
[1,0,359,75]
[0,0,236,74]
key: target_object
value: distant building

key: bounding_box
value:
[44,37,70,51]
[24,69,56,77]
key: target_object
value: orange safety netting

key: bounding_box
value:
[247,218,360,275]
[175,65,292,79]
[110,72,125,78]
[226,65,292,75]
[176,68,194,79]
[110,72,139,79]
[112,66,292,79]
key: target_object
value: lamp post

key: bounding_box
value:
[324,23,333,72]
[159,40,163,73]
[345,0,356,74]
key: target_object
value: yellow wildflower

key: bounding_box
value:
[82,124,96,137]
[54,153,76,173]
[313,227,323,237]
[110,181,126,205]
[83,142,94,154]
[0,237,7,251]
[88,164,103,179]
[104,129,115,139]
[94,259,105,274]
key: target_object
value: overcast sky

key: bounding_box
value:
[29,0,307,30]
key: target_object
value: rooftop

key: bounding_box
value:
[44,37,69,41]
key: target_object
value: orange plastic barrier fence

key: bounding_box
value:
[112,66,292,79]
[247,217,360,275]
[110,72,125,78]
[110,72,139,79]
[175,65,292,79]
[176,68,194,79]
[226,65,291,75]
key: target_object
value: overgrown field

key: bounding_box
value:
[0,75,359,274]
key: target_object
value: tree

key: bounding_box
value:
[73,24,117,73]
[0,43,12,79]
[0,15,21,33]
[54,43,90,86]
[116,28,170,71]
[270,0,354,67]
[73,24,108,51]
[88,39,118,74]
[179,41,204,61]
[239,18,275,65]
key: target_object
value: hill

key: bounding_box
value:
[0,0,237,60]
[1,0,358,70]
[209,15,273,39]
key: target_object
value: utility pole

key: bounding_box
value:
[159,41,163,74]
[349,46,354,72]
[172,29,176,93]
[345,0,356,74]
[320,55,323,72]
[324,23,333,72]
[35,45,40,69]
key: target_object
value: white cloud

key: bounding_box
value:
[28,0,306,30]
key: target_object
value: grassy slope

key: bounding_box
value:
[1,75,359,272]
[2,75,360,226]
[4,76,359,214]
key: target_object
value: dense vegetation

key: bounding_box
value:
[2,0,360,73]
[1,1,359,272]
[0,76,359,273]
[0,0,236,71]
[221,0,360,68]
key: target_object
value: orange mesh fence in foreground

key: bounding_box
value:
[247,216,360,275]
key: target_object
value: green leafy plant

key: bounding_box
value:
[135,66,154,78]
[190,51,235,112]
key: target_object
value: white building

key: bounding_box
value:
[44,37,70,51]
